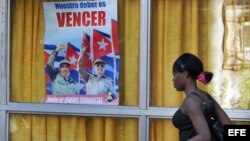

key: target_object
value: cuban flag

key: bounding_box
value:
[92,29,113,60]
[111,19,119,54]
[66,42,80,70]
[44,51,51,65]
[82,32,93,69]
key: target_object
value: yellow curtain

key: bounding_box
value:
[10,0,139,141]
[151,0,215,107]
[150,0,222,141]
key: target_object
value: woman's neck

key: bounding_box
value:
[185,84,198,95]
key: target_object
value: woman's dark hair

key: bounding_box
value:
[172,53,213,84]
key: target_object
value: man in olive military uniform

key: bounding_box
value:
[46,44,79,95]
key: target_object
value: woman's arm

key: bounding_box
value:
[214,100,232,125]
[184,96,211,141]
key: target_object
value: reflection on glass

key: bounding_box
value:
[150,0,250,110]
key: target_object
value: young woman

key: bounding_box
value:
[171,53,231,141]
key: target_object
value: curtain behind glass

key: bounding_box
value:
[151,0,215,107]
[150,0,250,109]
[10,0,139,141]
[10,114,138,141]
[150,0,225,141]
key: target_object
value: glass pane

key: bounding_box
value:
[10,0,140,106]
[149,119,250,141]
[222,5,250,109]
[149,118,178,141]
[150,0,250,109]
[10,114,138,141]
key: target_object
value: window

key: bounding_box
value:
[1,0,250,141]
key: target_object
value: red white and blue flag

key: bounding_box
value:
[66,42,80,70]
[111,19,119,54]
[92,29,113,60]
[82,33,92,69]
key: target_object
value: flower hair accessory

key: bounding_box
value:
[197,72,207,84]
